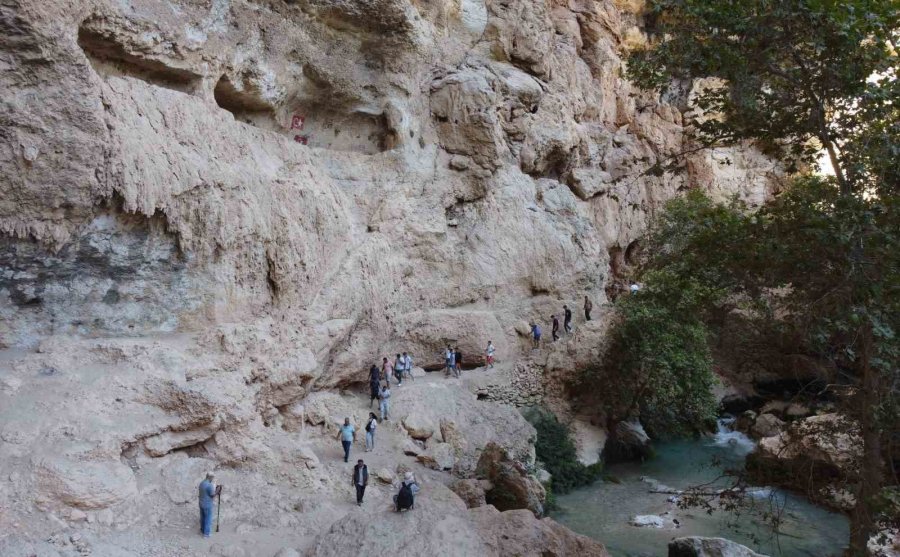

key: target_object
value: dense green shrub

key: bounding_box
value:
[524,407,603,494]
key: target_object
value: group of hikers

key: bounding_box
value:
[196,294,633,535]
[529,295,598,347]
[367,352,415,424]
[338,417,420,511]
[350,459,420,510]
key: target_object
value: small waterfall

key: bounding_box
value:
[711,416,757,457]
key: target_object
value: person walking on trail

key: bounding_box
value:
[551,314,560,341]
[337,418,356,463]
[379,382,392,421]
[393,353,404,385]
[198,472,221,538]
[444,345,455,377]
[352,459,369,506]
[365,412,378,452]
[530,322,541,349]
[563,305,573,334]
[402,351,414,381]
[369,365,381,409]
[394,471,420,512]
[454,347,462,377]
[485,341,496,368]
[382,357,394,385]
[584,295,593,321]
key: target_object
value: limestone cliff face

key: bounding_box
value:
[2,0,777,357]
[0,0,775,553]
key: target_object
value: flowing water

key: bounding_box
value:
[553,419,849,556]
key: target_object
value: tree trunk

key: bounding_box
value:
[848,322,882,556]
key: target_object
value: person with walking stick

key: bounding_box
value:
[198,472,221,538]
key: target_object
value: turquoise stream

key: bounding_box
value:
[552,421,849,556]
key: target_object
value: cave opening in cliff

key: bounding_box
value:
[77,21,201,93]
[213,75,281,132]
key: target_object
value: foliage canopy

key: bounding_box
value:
[617,1,898,553]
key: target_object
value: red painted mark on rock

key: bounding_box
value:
[291,114,305,130]
[293,135,309,145]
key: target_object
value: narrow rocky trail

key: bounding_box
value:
[173,368,500,556]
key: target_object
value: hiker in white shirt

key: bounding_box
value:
[485,341,496,368]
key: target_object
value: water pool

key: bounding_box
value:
[552,421,849,556]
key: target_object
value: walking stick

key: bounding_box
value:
[216,487,222,533]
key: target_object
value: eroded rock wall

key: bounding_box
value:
[0,0,776,553]
[2,0,777,355]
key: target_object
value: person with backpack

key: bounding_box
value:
[368,365,381,409]
[364,412,377,452]
[551,314,560,341]
[454,347,462,377]
[530,322,541,349]
[563,305,573,334]
[401,352,414,381]
[351,459,369,506]
[394,471,420,512]
[379,382,391,421]
[381,357,394,385]
[337,418,356,463]
[485,341,496,368]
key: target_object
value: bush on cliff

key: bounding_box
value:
[523,407,603,494]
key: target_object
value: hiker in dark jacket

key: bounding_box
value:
[563,305,573,334]
[454,347,462,377]
[551,314,560,341]
[351,459,369,506]
[368,365,381,408]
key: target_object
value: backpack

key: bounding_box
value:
[365,419,374,432]
[396,482,414,511]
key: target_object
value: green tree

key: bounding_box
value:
[623,2,898,553]
[628,0,898,195]
[598,271,720,439]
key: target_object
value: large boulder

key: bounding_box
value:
[475,442,545,517]
[668,537,768,557]
[571,418,606,466]
[603,419,652,463]
[748,414,859,509]
[754,414,860,473]
[750,413,785,440]
[733,411,757,434]
[402,412,437,440]
[451,479,489,509]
